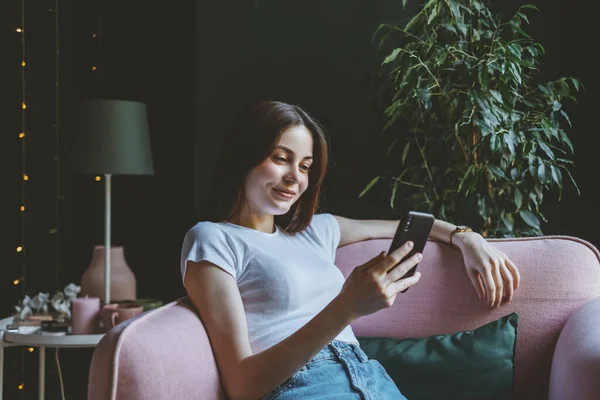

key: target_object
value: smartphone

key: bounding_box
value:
[388,211,435,292]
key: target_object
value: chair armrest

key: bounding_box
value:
[549,296,600,399]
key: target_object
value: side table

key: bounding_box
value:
[0,317,104,400]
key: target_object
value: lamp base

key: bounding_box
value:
[80,245,137,302]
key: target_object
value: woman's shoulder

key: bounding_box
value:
[185,221,230,241]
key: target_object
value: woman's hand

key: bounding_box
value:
[453,232,521,308]
[337,241,422,321]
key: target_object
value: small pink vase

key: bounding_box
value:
[80,246,136,302]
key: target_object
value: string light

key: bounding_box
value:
[95,176,101,181]
[91,66,97,71]
[28,348,34,353]
[17,1,28,394]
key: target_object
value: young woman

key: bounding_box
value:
[181,101,521,400]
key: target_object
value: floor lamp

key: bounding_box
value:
[71,99,154,304]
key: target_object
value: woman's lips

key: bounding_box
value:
[272,188,295,199]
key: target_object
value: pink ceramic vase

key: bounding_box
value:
[80,246,136,302]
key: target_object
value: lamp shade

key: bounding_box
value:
[71,99,154,175]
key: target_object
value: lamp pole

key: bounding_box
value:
[105,173,112,304]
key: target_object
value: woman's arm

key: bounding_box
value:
[333,215,520,308]
[333,215,463,247]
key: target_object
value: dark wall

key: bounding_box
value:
[194,0,599,249]
[1,0,194,398]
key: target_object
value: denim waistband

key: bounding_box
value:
[309,340,368,364]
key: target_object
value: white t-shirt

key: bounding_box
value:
[180,213,358,354]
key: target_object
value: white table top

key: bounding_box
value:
[1,317,104,348]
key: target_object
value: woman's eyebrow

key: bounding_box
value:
[276,145,313,160]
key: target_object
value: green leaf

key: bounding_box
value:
[383,48,403,65]
[489,134,500,152]
[449,0,462,19]
[427,3,440,25]
[551,165,562,185]
[519,210,540,230]
[511,23,533,40]
[537,163,546,184]
[517,12,530,25]
[401,141,411,165]
[538,141,555,160]
[387,138,399,158]
[390,184,398,209]
[514,188,523,208]
[501,213,514,231]
[441,23,457,34]
[488,165,507,180]
[552,100,562,111]
[359,176,380,198]
[560,110,572,127]
[559,130,574,153]
[489,90,503,104]
[508,43,522,58]
[519,4,540,11]
[565,168,581,195]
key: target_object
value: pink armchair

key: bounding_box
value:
[88,236,600,399]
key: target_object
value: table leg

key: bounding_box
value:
[38,346,45,400]
[0,342,4,400]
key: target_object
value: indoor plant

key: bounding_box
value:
[363,0,581,237]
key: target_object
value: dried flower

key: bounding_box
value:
[13,283,82,320]
[30,293,50,313]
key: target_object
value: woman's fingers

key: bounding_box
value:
[492,261,503,308]
[389,271,421,294]
[477,274,486,301]
[505,257,521,289]
[500,264,514,303]
[482,267,497,308]
[466,269,483,300]
[380,241,415,274]
[386,252,422,282]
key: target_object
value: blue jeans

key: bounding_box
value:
[260,340,407,400]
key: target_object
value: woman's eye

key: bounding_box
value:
[301,165,311,172]
[273,156,287,163]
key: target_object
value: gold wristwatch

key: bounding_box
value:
[449,226,473,249]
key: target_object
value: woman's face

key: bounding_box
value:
[243,125,314,218]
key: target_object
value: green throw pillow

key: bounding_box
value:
[358,313,518,400]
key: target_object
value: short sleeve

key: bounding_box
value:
[308,213,341,261]
[180,222,241,288]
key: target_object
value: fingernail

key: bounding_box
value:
[407,241,414,248]
[416,253,422,260]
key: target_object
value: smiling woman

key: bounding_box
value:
[180,100,519,400]
[205,101,329,233]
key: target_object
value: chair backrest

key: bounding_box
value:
[88,298,224,400]
[335,236,600,400]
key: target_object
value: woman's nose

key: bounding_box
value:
[284,166,301,183]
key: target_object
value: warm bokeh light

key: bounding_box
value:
[95,176,101,181]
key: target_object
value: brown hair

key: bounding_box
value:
[205,101,329,233]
